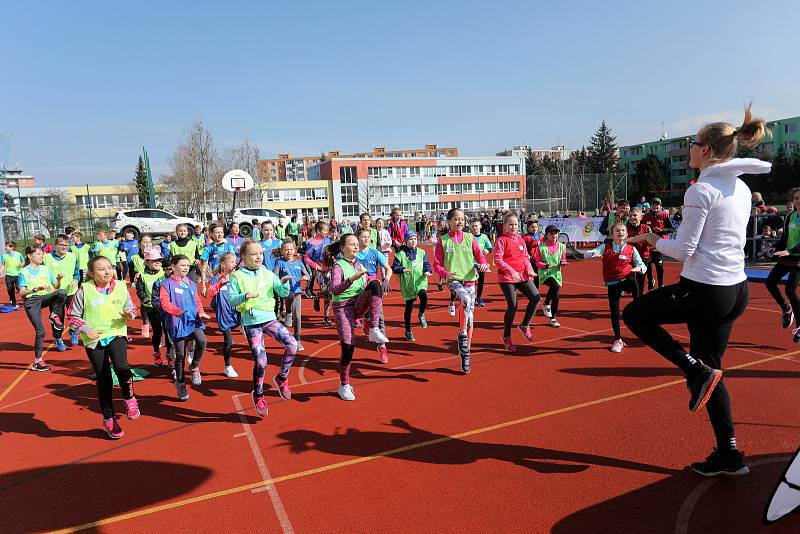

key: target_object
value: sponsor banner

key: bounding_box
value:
[538,217,604,242]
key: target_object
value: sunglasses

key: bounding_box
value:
[689,141,706,147]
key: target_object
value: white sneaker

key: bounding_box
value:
[338,383,356,401]
[296,341,305,352]
[543,304,552,318]
[224,365,239,378]
[448,302,456,316]
[610,339,624,353]
[368,327,389,344]
[550,318,560,328]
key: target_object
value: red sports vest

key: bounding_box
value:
[625,223,651,260]
[602,241,635,282]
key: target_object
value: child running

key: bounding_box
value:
[470,219,493,307]
[160,254,210,401]
[766,187,800,341]
[274,239,311,352]
[118,229,140,285]
[1,240,25,309]
[68,255,139,439]
[18,245,67,371]
[533,225,567,328]
[70,231,90,286]
[169,223,202,281]
[327,234,390,400]
[494,213,540,352]
[625,208,652,293]
[392,231,432,342]
[355,228,392,363]
[585,221,645,352]
[44,234,82,349]
[227,240,297,417]
[259,221,284,318]
[92,230,119,275]
[433,208,490,374]
[374,217,392,258]
[134,248,170,365]
[205,252,240,377]
[305,221,333,325]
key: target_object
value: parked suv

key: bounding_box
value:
[232,208,285,237]
[113,209,204,239]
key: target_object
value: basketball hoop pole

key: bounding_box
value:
[230,187,241,226]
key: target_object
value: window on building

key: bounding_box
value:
[785,123,797,134]
[340,166,357,184]
[784,141,798,152]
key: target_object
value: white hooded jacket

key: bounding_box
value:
[656,158,772,286]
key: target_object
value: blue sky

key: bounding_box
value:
[3,0,799,186]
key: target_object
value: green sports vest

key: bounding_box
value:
[538,242,565,286]
[787,212,800,256]
[440,232,477,282]
[2,251,24,277]
[140,270,165,308]
[169,240,198,260]
[95,241,118,263]
[276,225,286,239]
[475,233,491,254]
[21,265,55,299]
[231,267,277,314]
[79,281,129,345]
[332,259,366,303]
[132,253,145,274]
[44,252,79,296]
[70,244,90,270]
[397,249,428,301]
[369,228,378,249]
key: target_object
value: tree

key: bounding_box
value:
[28,189,74,236]
[587,121,619,174]
[224,138,264,209]
[631,154,669,200]
[133,156,149,207]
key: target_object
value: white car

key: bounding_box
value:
[232,207,285,237]
[113,209,204,238]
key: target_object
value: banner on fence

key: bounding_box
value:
[538,217,604,243]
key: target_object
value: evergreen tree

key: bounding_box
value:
[134,156,149,207]
[524,148,539,177]
[587,121,619,174]
[631,154,669,200]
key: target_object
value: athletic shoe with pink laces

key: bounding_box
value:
[502,336,517,353]
[103,417,124,439]
[252,390,268,417]
[611,339,625,353]
[517,324,534,341]
[377,345,389,364]
[124,396,140,420]
[273,375,292,401]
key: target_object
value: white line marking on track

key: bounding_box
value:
[232,395,294,534]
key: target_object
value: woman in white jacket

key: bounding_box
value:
[623,105,770,477]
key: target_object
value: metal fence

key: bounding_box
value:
[527,172,628,214]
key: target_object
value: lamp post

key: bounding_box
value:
[7,179,27,243]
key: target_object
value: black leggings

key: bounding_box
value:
[173,328,207,383]
[765,262,800,325]
[23,290,67,361]
[5,275,19,306]
[607,274,640,339]
[636,259,650,294]
[221,329,234,366]
[145,310,170,352]
[623,277,748,450]
[476,270,486,300]
[404,290,428,331]
[647,251,664,289]
[85,336,133,419]
[499,280,541,337]
[541,280,561,318]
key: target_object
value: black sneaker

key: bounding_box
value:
[457,333,471,374]
[782,306,794,329]
[304,288,314,299]
[690,448,750,477]
[31,361,51,372]
[793,328,800,344]
[313,297,320,312]
[323,317,332,326]
[687,361,722,412]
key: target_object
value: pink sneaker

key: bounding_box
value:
[103,417,124,439]
[503,336,517,353]
[252,390,268,417]
[517,324,534,341]
[273,375,292,401]
[611,339,625,353]
[152,351,164,366]
[124,396,140,420]
[377,345,389,364]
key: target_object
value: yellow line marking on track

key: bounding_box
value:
[0,343,53,404]
[55,348,800,533]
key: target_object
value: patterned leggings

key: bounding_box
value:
[333,280,383,384]
[244,320,297,397]
[448,281,476,337]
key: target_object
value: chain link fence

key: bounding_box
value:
[527,172,628,215]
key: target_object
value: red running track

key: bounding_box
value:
[0,253,798,533]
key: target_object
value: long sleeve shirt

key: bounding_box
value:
[226,267,290,325]
[68,280,137,348]
[331,258,368,300]
[494,233,535,283]
[532,240,568,269]
[656,158,771,285]
[159,275,205,317]
[433,230,488,278]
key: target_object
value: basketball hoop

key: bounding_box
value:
[221,170,254,193]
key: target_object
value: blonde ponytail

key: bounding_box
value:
[697,103,770,164]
